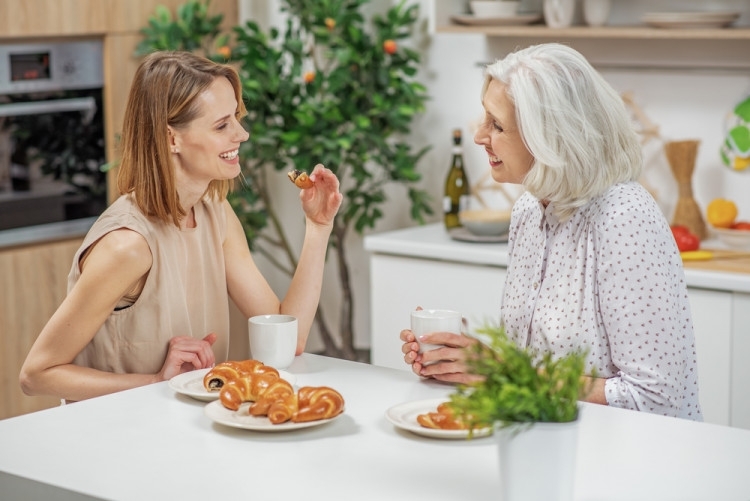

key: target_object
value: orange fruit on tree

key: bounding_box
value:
[303,71,315,84]
[706,198,738,228]
[383,39,397,55]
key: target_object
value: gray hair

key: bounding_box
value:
[483,43,642,220]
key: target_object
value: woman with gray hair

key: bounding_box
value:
[400,43,701,420]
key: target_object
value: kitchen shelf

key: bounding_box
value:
[437,24,750,40]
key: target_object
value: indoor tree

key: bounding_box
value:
[137,0,432,360]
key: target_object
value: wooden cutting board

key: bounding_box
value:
[682,249,750,274]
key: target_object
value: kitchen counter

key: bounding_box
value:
[364,223,750,428]
[0,217,95,250]
[364,223,750,293]
[1,353,749,501]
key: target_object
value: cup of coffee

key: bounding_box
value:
[248,314,298,369]
[410,309,463,358]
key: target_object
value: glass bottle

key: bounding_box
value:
[443,128,470,229]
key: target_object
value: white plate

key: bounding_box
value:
[642,11,740,29]
[451,13,543,26]
[385,398,493,439]
[713,227,750,249]
[204,400,342,431]
[448,226,508,243]
[168,367,297,402]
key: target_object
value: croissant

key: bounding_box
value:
[248,379,295,418]
[416,402,468,430]
[219,372,280,411]
[203,359,279,391]
[287,169,314,189]
[265,393,298,425]
[291,386,345,423]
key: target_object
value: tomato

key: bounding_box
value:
[731,221,750,231]
[671,226,700,252]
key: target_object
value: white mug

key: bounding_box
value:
[248,314,297,369]
[410,309,462,361]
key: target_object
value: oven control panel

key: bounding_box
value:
[0,40,102,95]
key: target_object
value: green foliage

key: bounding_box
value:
[135,0,228,58]
[231,0,432,238]
[449,324,591,428]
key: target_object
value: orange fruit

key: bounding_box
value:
[706,198,738,228]
[325,18,336,30]
[303,71,315,84]
[383,39,397,55]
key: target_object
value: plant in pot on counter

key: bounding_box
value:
[447,324,592,501]
[136,0,432,361]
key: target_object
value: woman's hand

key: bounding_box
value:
[157,333,217,382]
[400,329,483,384]
[299,164,343,228]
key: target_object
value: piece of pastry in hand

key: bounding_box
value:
[287,169,314,189]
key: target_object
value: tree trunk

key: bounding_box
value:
[331,219,358,360]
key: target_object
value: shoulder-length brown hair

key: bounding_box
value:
[117,51,247,227]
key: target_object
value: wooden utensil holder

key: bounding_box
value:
[665,139,708,240]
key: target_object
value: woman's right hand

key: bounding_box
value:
[400,329,483,385]
[157,333,217,382]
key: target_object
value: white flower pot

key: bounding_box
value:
[495,419,579,501]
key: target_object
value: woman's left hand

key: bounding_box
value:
[299,164,343,227]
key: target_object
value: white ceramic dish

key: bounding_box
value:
[385,398,493,439]
[459,209,512,237]
[204,400,342,431]
[448,226,508,243]
[713,227,750,249]
[642,11,740,29]
[451,13,542,26]
[168,367,297,402]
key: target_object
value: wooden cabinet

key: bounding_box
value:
[0,238,82,419]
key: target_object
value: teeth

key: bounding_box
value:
[220,150,239,160]
[490,156,500,163]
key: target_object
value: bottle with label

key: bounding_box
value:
[443,128,470,229]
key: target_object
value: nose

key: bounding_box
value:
[235,121,249,142]
[474,123,488,146]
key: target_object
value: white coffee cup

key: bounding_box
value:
[248,314,298,369]
[410,309,463,358]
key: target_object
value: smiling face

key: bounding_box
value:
[169,76,249,190]
[473,79,535,185]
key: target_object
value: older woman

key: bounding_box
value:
[401,43,701,420]
[20,51,342,402]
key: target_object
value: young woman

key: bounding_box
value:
[20,51,342,402]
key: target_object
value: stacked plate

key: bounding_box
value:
[642,11,741,29]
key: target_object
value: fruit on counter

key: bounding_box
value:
[731,221,750,231]
[680,250,714,261]
[671,225,700,252]
[706,198,738,228]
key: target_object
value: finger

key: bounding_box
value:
[203,332,217,345]
[419,331,474,348]
[399,329,416,343]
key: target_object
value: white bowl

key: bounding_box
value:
[459,209,512,236]
[713,227,750,249]
[470,1,520,18]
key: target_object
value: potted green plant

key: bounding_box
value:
[449,324,591,501]
[136,0,432,360]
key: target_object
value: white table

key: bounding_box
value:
[1,354,749,501]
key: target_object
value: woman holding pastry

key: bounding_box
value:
[20,51,342,402]
[400,43,702,420]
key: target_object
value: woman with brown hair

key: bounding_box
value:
[20,51,342,402]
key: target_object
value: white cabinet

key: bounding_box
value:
[365,223,750,428]
[369,253,506,371]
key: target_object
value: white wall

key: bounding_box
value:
[238,0,750,353]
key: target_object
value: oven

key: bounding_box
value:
[0,39,106,231]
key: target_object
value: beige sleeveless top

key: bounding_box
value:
[71,195,230,374]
